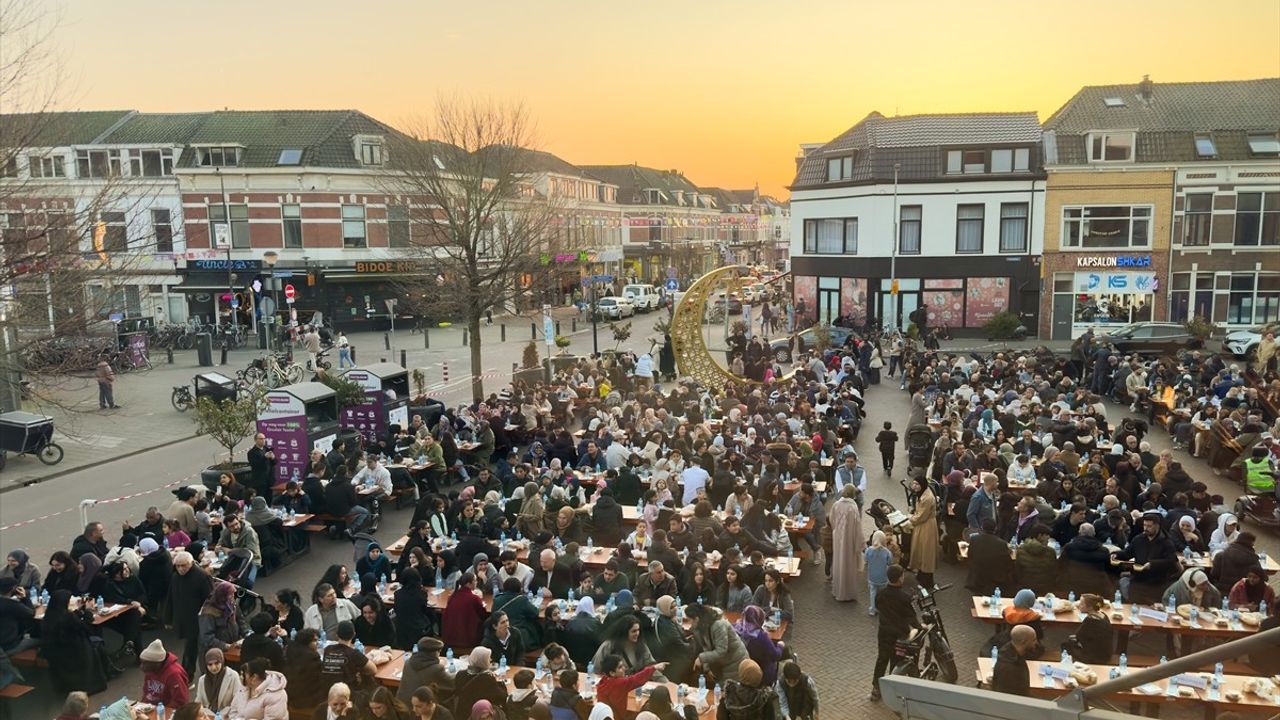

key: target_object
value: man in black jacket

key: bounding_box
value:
[1211,532,1261,594]
[870,565,920,702]
[530,549,572,599]
[1113,512,1178,604]
[1051,503,1089,546]
[965,519,1014,596]
[1062,523,1113,596]
[70,521,109,561]
[247,432,277,500]
[992,625,1037,696]
[166,551,213,676]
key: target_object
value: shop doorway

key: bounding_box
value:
[878,278,921,330]
[817,277,840,325]
[1051,295,1073,340]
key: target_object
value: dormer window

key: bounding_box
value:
[1194,134,1217,158]
[1087,132,1134,162]
[1247,133,1280,157]
[645,189,665,204]
[827,155,854,182]
[352,134,385,166]
[196,146,241,167]
[128,148,175,176]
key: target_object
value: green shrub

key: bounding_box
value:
[983,311,1021,340]
[1185,315,1215,340]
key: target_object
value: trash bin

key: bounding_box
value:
[257,323,268,350]
[196,332,214,367]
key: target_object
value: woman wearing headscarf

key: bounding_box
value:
[906,476,940,589]
[1227,565,1275,612]
[356,542,393,584]
[197,580,243,660]
[976,409,1002,443]
[101,560,146,659]
[137,537,172,616]
[716,658,783,720]
[451,647,508,718]
[75,553,105,597]
[516,482,546,538]
[732,605,785,686]
[40,589,110,694]
[828,484,866,601]
[553,506,586,545]
[999,588,1045,652]
[193,647,242,714]
[562,596,604,668]
[1210,513,1241,555]
[0,550,39,589]
[1163,568,1222,610]
[43,551,78,595]
[639,684,684,720]
[648,595,694,684]
[392,567,433,650]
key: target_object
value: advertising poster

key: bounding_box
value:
[341,402,384,446]
[964,277,1009,327]
[388,403,409,430]
[127,333,149,368]
[923,279,964,328]
[792,275,816,318]
[840,278,867,325]
[256,416,309,483]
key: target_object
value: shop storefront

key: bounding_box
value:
[790,256,1039,334]
[173,259,263,327]
[1044,254,1160,339]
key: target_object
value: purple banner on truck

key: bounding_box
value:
[256,415,309,483]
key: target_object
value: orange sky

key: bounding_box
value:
[38,0,1280,197]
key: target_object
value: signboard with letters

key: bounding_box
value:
[1072,271,1158,294]
[187,259,261,272]
[1074,255,1152,268]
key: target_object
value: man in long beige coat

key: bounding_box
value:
[829,484,866,601]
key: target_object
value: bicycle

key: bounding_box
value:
[243,354,304,388]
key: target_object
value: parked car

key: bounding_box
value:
[1099,322,1204,357]
[770,325,856,364]
[595,296,635,320]
[622,284,661,312]
[711,292,743,315]
[741,283,770,304]
[1223,322,1278,360]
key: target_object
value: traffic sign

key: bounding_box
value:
[891,279,900,295]
[230,297,241,308]
[259,296,276,317]
[665,279,678,292]
[284,284,296,299]
[592,274,614,283]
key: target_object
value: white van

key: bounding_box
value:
[622,284,661,312]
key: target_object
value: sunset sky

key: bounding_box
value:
[36,0,1280,197]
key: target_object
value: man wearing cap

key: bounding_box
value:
[396,637,454,705]
[1112,511,1179,604]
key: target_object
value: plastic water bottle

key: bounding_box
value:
[587,536,593,549]
[991,645,998,665]
[290,628,297,641]
[492,579,499,596]
[1119,653,1127,671]
[1168,594,1176,611]
[447,647,454,660]
[319,630,327,644]
[1214,662,1223,682]
[163,536,170,550]
[787,547,794,560]
[96,594,104,608]
[1262,600,1269,617]
[606,596,615,612]
[1060,649,1069,666]
[994,587,1002,604]
[677,684,686,702]
[1223,598,1230,612]
[1190,606,1199,624]
[156,703,165,720]
[499,653,508,672]
[699,674,707,695]
[500,531,507,543]
[1068,591,1076,604]
[436,568,444,588]
[773,607,782,625]
[1184,546,1192,560]
[536,656,545,672]
[1114,589,1123,609]
[568,588,576,602]
[697,543,704,554]
[355,640,365,653]
[587,660,595,677]
[1160,655,1168,665]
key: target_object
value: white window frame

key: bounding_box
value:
[195,146,242,167]
[1247,133,1280,157]
[150,208,173,252]
[342,204,367,249]
[28,154,65,178]
[128,148,175,177]
[281,204,303,249]
[76,149,123,178]
[1060,204,1154,250]
[1087,131,1136,163]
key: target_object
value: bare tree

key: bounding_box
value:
[0,0,158,416]
[383,98,558,400]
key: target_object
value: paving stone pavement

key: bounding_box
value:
[789,377,1280,719]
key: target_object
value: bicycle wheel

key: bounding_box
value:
[284,363,304,384]
[177,334,193,350]
[171,389,193,412]
[243,366,265,386]
[38,442,64,465]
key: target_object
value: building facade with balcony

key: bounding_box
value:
[1040,77,1279,339]
[789,112,1045,332]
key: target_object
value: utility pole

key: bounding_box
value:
[217,168,237,338]
[590,280,599,356]
[890,162,900,330]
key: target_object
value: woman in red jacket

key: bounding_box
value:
[442,572,487,649]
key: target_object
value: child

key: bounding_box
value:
[506,668,538,720]
[164,518,191,550]
[595,654,667,717]
[549,669,584,720]
[864,530,892,616]
[193,498,214,544]
[777,659,820,720]
[875,422,899,474]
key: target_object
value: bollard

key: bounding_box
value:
[384,332,390,350]
[531,323,536,340]
[423,327,429,349]
[400,349,407,368]
[351,346,357,364]
[219,341,228,366]
[556,321,561,336]
[500,323,506,342]
[166,347,174,364]
[463,329,469,346]
[442,361,449,384]
[572,318,577,332]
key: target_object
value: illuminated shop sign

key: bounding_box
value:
[1075,255,1152,268]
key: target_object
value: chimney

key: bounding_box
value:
[1138,74,1154,105]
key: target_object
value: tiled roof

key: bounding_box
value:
[1043,78,1280,133]
[0,110,134,148]
[579,164,704,205]
[791,111,1042,189]
[170,110,400,168]
[99,113,207,144]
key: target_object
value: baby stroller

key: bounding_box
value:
[216,547,258,591]
[866,494,915,558]
[906,424,934,476]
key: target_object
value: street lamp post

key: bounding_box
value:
[216,168,237,338]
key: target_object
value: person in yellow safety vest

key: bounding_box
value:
[1244,445,1277,496]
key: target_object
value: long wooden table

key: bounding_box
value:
[970,595,1262,640]
[956,541,1280,575]
[975,656,1280,717]
[376,654,717,719]
[33,600,132,626]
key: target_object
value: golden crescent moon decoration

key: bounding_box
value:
[670,264,756,393]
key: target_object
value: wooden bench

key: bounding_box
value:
[0,684,34,699]
[9,648,46,668]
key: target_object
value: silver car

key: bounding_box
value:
[595,296,635,320]
[1223,322,1278,359]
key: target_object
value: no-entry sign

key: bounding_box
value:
[284,284,296,302]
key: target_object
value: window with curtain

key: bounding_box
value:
[803,218,856,254]
[998,203,1028,252]
[955,204,984,253]
[1182,194,1212,246]
[342,204,367,248]
[208,203,249,248]
[282,204,303,248]
[899,206,921,254]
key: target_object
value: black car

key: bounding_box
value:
[1098,322,1203,357]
